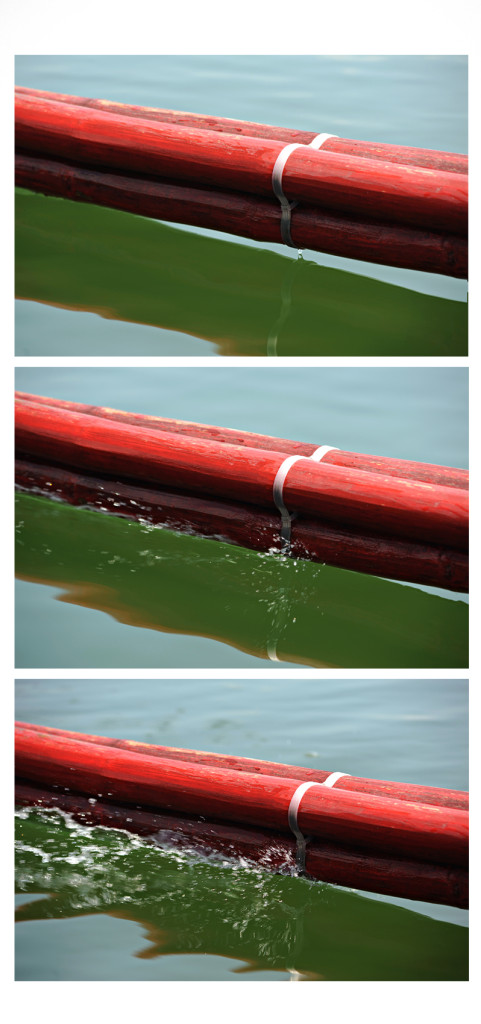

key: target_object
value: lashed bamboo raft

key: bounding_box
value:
[15,723,469,908]
[15,392,469,592]
[15,87,468,277]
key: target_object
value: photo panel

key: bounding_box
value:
[15,55,467,358]
[15,366,468,670]
[15,677,469,982]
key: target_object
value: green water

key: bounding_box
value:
[15,492,468,668]
[15,189,467,358]
[15,55,468,357]
[14,810,468,982]
[15,678,468,981]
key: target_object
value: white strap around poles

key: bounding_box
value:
[271,134,338,247]
[287,773,350,874]
[272,446,338,550]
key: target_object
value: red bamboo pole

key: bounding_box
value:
[16,154,466,278]
[15,86,469,175]
[16,393,468,490]
[15,459,469,592]
[15,397,469,551]
[14,783,468,909]
[17,723,468,810]
[15,93,468,235]
[15,726,468,868]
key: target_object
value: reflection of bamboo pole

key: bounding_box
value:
[18,722,468,810]
[15,726,468,868]
[15,87,469,174]
[17,393,469,489]
[15,190,468,356]
[16,154,468,278]
[15,94,468,234]
[14,490,469,669]
[15,459,469,592]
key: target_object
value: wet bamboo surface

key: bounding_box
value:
[15,784,468,909]
[15,459,469,592]
[16,154,467,278]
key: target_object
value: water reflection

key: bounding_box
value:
[15,493,468,668]
[15,190,467,357]
[15,808,468,981]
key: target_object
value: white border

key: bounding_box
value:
[3,5,478,1020]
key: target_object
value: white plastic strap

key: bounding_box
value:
[271,144,302,247]
[288,782,319,872]
[272,454,305,546]
[309,444,339,463]
[309,133,338,150]
[272,446,339,549]
[288,771,348,874]
[272,134,338,246]
[322,771,350,788]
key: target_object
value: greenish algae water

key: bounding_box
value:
[15,190,467,358]
[15,493,468,668]
[15,809,468,982]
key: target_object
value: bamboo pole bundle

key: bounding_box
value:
[15,87,469,174]
[14,725,468,867]
[15,93,467,234]
[14,725,469,907]
[18,723,468,810]
[15,396,469,554]
[17,393,469,490]
[15,89,468,276]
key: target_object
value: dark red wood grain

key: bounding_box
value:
[15,458,469,591]
[15,397,469,551]
[15,86,469,175]
[15,93,468,235]
[16,393,469,490]
[14,784,468,908]
[15,726,468,868]
[17,723,468,810]
[16,154,467,277]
